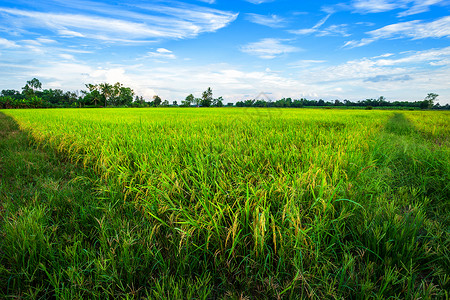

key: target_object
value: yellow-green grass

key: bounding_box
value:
[1,108,449,299]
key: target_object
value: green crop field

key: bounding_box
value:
[0,108,449,299]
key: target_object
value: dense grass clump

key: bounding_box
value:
[1,108,449,298]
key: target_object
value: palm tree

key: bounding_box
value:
[99,83,113,107]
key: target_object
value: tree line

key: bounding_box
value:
[235,94,446,109]
[0,78,447,110]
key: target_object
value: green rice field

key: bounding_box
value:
[0,108,449,299]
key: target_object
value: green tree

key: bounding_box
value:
[134,96,146,107]
[215,96,224,107]
[201,87,213,107]
[42,89,65,105]
[99,83,113,107]
[22,78,42,99]
[83,84,102,106]
[118,87,134,106]
[422,93,438,109]
[182,94,194,107]
[64,91,79,107]
[153,95,162,107]
[1,89,22,99]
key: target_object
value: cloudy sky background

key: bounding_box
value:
[0,0,449,104]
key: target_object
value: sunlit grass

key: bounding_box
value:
[1,108,449,298]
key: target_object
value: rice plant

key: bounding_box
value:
[1,108,448,298]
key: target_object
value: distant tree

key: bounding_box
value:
[161,100,169,106]
[421,93,438,109]
[42,89,65,105]
[1,89,22,99]
[108,82,122,106]
[378,96,387,105]
[22,78,42,99]
[83,84,102,106]
[173,100,178,106]
[134,96,146,107]
[64,91,79,106]
[213,96,224,107]
[182,94,194,107]
[201,87,213,107]
[292,100,303,107]
[118,87,134,106]
[244,99,255,107]
[29,78,42,90]
[254,100,267,107]
[99,83,113,107]
[153,95,162,107]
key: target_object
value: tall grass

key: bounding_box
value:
[1,108,448,298]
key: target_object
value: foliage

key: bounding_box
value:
[420,93,439,109]
[182,94,194,107]
[1,78,449,110]
[200,87,213,107]
[153,95,162,107]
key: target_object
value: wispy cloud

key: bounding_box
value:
[288,60,326,68]
[59,53,76,61]
[290,14,331,35]
[0,37,20,48]
[364,74,412,82]
[290,15,350,37]
[0,3,238,43]
[324,0,447,17]
[344,16,450,47]
[398,0,446,16]
[317,24,350,37]
[246,13,287,28]
[304,47,450,82]
[146,48,177,60]
[245,0,275,4]
[352,0,405,13]
[240,38,300,59]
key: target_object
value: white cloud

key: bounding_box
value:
[59,54,75,60]
[317,24,350,37]
[0,37,20,48]
[352,0,405,13]
[146,48,176,60]
[245,0,275,4]
[290,15,330,35]
[0,4,238,43]
[288,60,327,68]
[376,47,450,66]
[290,14,349,37]
[399,0,445,16]
[296,47,450,96]
[1,46,450,103]
[326,0,447,17]
[58,29,85,38]
[344,16,450,47]
[240,38,300,59]
[246,13,287,28]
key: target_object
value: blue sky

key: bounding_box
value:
[0,0,449,104]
